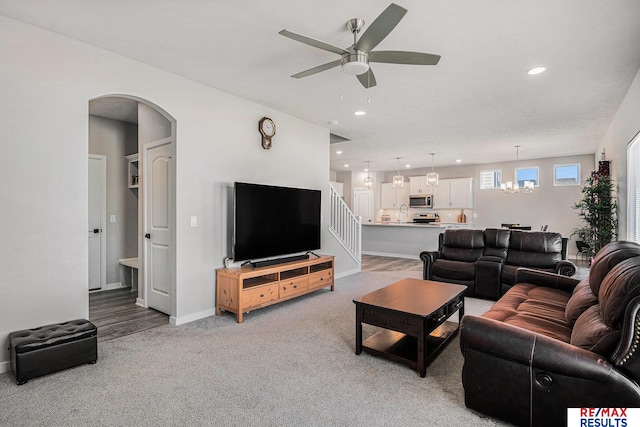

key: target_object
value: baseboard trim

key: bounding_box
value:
[335,267,361,279]
[170,308,217,326]
[362,251,420,260]
[135,298,146,308]
[0,360,9,374]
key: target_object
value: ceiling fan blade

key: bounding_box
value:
[279,30,348,55]
[356,3,407,53]
[370,50,441,65]
[357,68,377,88]
[291,59,342,78]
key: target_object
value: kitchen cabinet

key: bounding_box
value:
[380,182,410,209]
[433,178,473,209]
[409,176,432,195]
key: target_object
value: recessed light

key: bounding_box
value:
[527,66,546,75]
[364,168,368,172]
[405,164,411,168]
[344,164,349,168]
[354,111,366,116]
[336,150,342,155]
[456,159,462,163]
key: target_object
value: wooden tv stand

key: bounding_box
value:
[216,255,334,323]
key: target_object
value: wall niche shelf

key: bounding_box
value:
[125,153,139,189]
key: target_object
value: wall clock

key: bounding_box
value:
[259,117,276,150]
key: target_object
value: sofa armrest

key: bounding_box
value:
[555,259,577,277]
[514,267,580,293]
[477,255,505,263]
[419,251,440,280]
[475,258,503,300]
[461,315,616,382]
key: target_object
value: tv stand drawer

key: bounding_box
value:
[243,284,278,308]
[279,277,309,298]
[309,269,333,289]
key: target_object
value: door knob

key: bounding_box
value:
[145,233,151,239]
[93,229,100,234]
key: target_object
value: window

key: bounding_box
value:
[628,132,640,242]
[516,167,538,187]
[554,164,581,186]
[480,169,502,189]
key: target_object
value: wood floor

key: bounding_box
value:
[361,254,423,272]
[89,288,168,342]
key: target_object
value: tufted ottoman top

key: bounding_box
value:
[9,319,97,354]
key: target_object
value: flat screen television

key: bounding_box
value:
[233,182,321,263]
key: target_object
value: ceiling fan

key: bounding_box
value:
[278,3,441,89]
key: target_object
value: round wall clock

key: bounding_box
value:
[259,117,276,150]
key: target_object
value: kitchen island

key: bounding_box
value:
[362,222,473,259]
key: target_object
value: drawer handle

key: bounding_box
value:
[293,285,297,289]
[435,314,446,323]
[453,301,463,310]
[260,294,264,298]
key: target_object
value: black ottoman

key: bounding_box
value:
[9,319,97,385]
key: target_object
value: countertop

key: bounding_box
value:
[363,222,471,228]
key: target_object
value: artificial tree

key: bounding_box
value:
[572,161,618,259]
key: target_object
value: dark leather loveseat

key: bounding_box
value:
[420,228,576,299]
[459,240,640,426]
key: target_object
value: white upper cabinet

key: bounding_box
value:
[409,176,432,195]
[433,178,474,209]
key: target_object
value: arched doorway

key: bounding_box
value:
[88,95,176,319]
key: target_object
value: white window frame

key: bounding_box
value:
[515,166,539,187]
[628,131,640,243]
[553,163,581,186]
[480,169,502,190]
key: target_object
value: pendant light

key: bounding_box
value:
[363,161,374,189]
[501,145,534,194]
[392,157,404,188]
[427,153,439,186]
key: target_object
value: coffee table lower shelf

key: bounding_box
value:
[361,321,459,371]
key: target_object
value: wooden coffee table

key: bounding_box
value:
[353,278,466,377]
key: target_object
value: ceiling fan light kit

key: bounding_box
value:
[279,3,441,88]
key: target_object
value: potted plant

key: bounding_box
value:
[572,171,618,260]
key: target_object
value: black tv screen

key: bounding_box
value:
[233,182,321,262]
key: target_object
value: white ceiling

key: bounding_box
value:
[2,0,640,172]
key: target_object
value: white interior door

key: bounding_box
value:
[353,189,374,223]
[144,138,173,314]
[88,155,106,291]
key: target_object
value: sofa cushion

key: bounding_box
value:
[588,241,640,295]
[570,305,620,357]
[565,279,597,326]
[441,229,485,262]
[506,230,562,268]
[599,256,640,328]
[432,259,476,281]
[483,228,510,259]
[482,283,572,342]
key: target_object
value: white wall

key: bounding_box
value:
[0,16,352,371]
[598,68,640,240]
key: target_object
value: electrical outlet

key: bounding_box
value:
[110,215,116,223]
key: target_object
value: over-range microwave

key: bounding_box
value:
[409,195,433,208]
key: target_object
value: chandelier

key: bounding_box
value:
[427,153,439,186]
[392,157,404,188]
[501,145,534,194]
[363,161,374,189]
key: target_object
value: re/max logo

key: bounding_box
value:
[581,408,628,417]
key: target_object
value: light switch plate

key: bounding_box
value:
[190,216,197,227]
[110,214,116,223]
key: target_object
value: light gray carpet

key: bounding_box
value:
[0,271,509,426]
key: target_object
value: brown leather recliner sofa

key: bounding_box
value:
[420,228,576,299]
[460,241,640,427]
